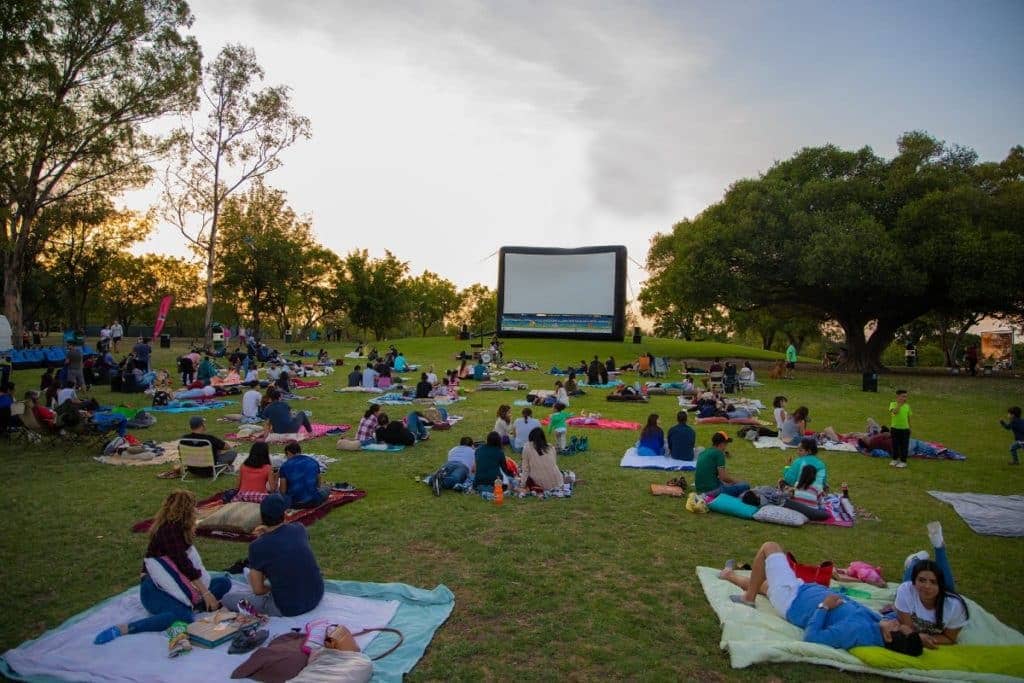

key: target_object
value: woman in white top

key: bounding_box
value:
[519,427,564,491]
[554,381,569,407]
[772,395,788,432]
[894,522,969,647]
[512,407,541,452]
[494,404,512,445]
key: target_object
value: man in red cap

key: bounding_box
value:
[694,431,749,497]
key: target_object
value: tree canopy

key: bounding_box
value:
[640,132,1024,370]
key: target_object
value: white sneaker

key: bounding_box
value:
[927,521,944,548]
[889,460,898,467]
[904,550,929,569]
[895,462,907,468]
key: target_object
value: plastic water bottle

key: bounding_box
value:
[493,477,504,506]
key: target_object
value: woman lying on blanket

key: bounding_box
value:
[94,490,232,644]
[885,522,970,648]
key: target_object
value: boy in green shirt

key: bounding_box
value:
[889,389,912,468]
[548,402,573,453]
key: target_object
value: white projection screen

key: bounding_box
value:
[496,246,627,340]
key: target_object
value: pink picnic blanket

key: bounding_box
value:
[292,379,322,389]
[224,423,350,442]
[540,416,641,430]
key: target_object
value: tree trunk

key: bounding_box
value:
[3,260,24,349]
[837,317,885,372]
[761,330,776,350]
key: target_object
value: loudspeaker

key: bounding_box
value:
[632,326,641,344]
[862,372,878,392]
[459,324,470,340]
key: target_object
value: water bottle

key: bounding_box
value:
[493,477,504,506]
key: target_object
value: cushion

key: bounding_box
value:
[753,504,808,526]
[336,438,361,451]
[850,644,1024,675]
[197,502,262,533]
[707,494,758,519]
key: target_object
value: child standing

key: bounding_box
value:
[1000,406,1024,466]
[889,389,912,469]
[548,402,573,453]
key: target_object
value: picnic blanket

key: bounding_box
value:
[132,488,365,542]
[362,444,406,452]
[147,400,235,413]
[577,380,623,389]
[540,416,641,430]
[0,577,454,683]
[619,447,696,471]
[477,380,528,391]
[696,565,1024,681]
[335,386,384,393]
[696,416,762,425]
[224,423,350,443]
[93,441,180,467]
[752,437,858,452]
[291,378,321,389]
[928,491,1024,537]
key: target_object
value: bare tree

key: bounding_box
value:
[163,44,310,341]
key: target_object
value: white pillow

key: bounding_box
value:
[753,504,808,527]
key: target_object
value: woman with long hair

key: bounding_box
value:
[520,427,564,491]
[94,490,231,644]
[494,404,512,445]
[895,523,970,647]
[237,441,278,500]
[637,413,665,456]
[780,406,809,446]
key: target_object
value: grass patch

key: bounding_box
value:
[2,335,1023,681]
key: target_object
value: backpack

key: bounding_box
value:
[152,391,171,407]
[54,400,81,429]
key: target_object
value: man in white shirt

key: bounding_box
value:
[241,380,262,422]
[110,321,123,351]
[361,365,379,389]
[512,407,542,453]
[425,365,438,386]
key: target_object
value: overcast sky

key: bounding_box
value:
[126,0,1024,298]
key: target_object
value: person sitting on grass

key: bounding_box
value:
[429,436,477,495]
[94,490,232,644]
[548,402,573,453]
[694,432,749,497]
[512,406,541,453]
[406,410,430,442]
[474,430,513,492]
[494,404,512,445]
[197,354,218,386]
[182,415,238,467]
[262,387,313,435]
[780,405,809,446]
[472,359,490,381]
[347,364,362,387]
[221,493,324,617]
[667,410,696,461]
[637,413,666,456]
[717,541,923,655]
[356,405,380,445]
[415,372,433,399]
[891,522,970,647]
[235,442,278,501]
[278,441,329,509]
[519,427,563,491]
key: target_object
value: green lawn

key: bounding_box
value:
[2,335,1023,681]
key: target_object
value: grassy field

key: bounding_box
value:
[2,335,1023,681]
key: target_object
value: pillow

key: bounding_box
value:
[336,438,361,451]
[850,644,1024,675]
[707,494,758,519]
[197,502,262,533]
[695,416,728,423]
[753,504,808,527]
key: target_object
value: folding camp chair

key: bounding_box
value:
[708,371,725,394]
[18,402,61,446]
[652,357,669,377]
[178,438,230,481]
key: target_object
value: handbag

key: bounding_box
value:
[324,625,404,661]
[786,551,834,586]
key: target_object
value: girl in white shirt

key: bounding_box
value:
[494,404,512,445]
[772,395,788,432]
[894,522,969,648]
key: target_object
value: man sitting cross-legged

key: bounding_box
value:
[718,541,923,655]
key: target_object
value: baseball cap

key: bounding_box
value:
[260,493,288,526]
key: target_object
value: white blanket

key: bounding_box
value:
[752,437,857,452]
[619,447,696,471]
[3,577,398,683]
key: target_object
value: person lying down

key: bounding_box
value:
[718,540,924,656]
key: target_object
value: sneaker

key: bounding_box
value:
[431,471,442,497]
[889,460,898,467]
[895,461,908,469]
[926,521,944,548]
[904,550,929,569]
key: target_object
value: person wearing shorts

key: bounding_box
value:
[718,542,924,654]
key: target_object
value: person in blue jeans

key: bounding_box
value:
[694,432,750,497]
[94,490,231,643]
[429,436,476,495]
[892,522,970,647]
